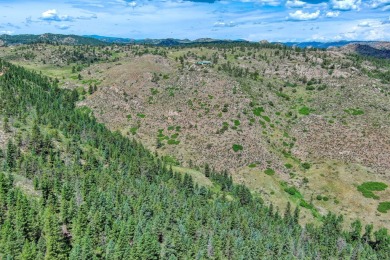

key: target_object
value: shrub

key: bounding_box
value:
[298,106,311,115]
[262,115,271,122]
[316,195,323,200]
[300,200,313,209]
[253,107,264,116]
[264,168,275,176]
[248,163,257,168]
[284,186,303,199]
[357,182,388,199]
[167,139,180,145]
[232,144,243,152]
[377,202,390,213]
[344,108,364,116]
[301,162,311,170]
[284,163,293,169]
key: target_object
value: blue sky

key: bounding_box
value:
[0,0,389,41]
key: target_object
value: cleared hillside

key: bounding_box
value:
[1,42,389,230]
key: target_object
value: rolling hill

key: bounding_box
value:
[0,39,389,258]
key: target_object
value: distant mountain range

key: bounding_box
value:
[83,35,248,46]
[0,33,105,46]
[282,41,390,50]
[1,34,389,56]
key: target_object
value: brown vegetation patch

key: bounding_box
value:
[292,116,390,176]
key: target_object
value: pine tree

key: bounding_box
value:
[3,116,10,132]
[204,163,210,178]
[6,139,16,170]
[43,208,69,260]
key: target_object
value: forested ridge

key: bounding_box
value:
[0,58,389,259]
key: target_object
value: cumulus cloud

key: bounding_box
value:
[39,9,97,23]
[286,0,306,8]
[288,10,320,20]
[40,9,72,22]
[330,0,361,11]
[325,11,340,17]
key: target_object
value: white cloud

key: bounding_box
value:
[358,21,371,27]
[288,10,320,21]
[0,30,13,35]
[40,9,72,22]
[214,21,236,27]
[330,0,361,11]
[286,0,306,8]
[370,0,390,8]
[55,24,71,30]
[325,11,340,17]
[129,1,137,8]
[257,0,282,6]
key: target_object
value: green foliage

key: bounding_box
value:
[264,168,275,176]
[283,186,303,199]
[262,115,271,122]
[248,163,257,168]
[167,139,180,145]
[298,106,311,115]
[284,163,293,169]
[377,202,390,213]
[344,108,364,116]
[357,182,388,199]
[301,162,311,170]
[253,107,264,116]
[129,127,138,135]
[276,92,290,101]
[232,144,243,152]
[137,113,146,118]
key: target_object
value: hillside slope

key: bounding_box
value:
[1,58,389,259]
[1,42,390,231]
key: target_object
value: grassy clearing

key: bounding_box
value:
[172,166,213,187]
